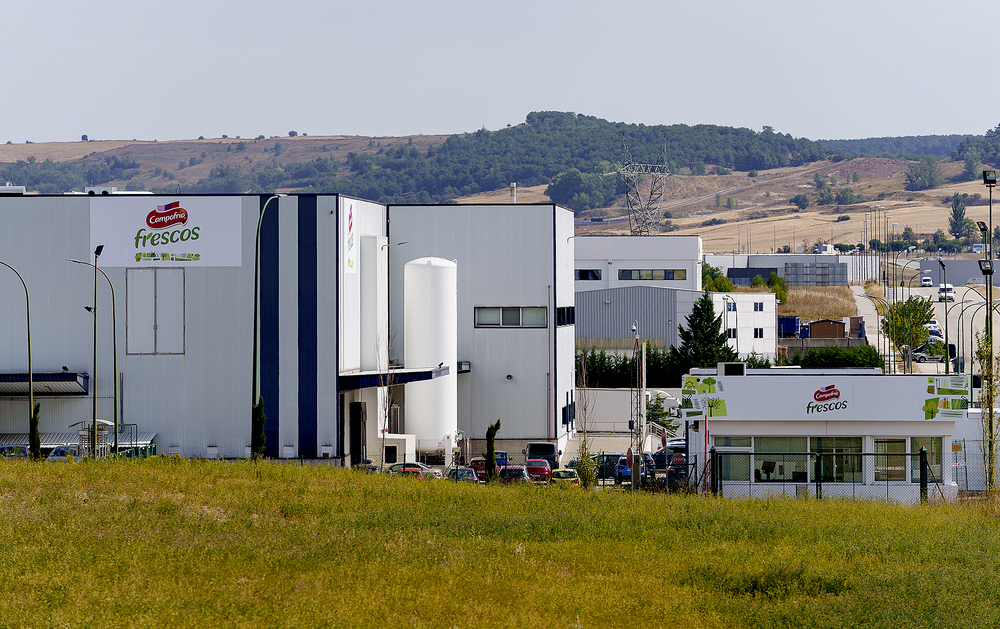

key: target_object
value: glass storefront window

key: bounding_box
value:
[811,437,862,483]
[754,437,807,483]
[910,437,943,483]
[875,439,906,481]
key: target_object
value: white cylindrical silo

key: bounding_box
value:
[404,257,458,451]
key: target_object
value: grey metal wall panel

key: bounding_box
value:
[278,197,299,457]
[575,285,679,346]
[315,196,339,454]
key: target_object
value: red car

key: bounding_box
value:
[524,458,552,482]
[470,456,498,479]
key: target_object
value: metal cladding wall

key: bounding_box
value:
[386,203,574,443]
[0,194,344,459]
[575,285,679,349]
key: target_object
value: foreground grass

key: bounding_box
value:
[2,459,1000,628]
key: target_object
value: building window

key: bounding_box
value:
[126,268,185,355]
[475,306,547,328]
[754,437,808,483]
[910,436,942,482]
[618,269,687,281]
[556,306,575,326]
[575,269,602,281]
[753,328,764,338]
[727,328,737,339]
[754,302,764,312]
[811,437,862,483]
[726,301,736,312]
[874,438,907,482]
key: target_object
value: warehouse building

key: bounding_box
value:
[0,193,575,462]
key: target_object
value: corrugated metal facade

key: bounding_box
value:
[575,285,679,349]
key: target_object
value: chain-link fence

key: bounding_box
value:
[708,449,953,504]
[352,446,700,491]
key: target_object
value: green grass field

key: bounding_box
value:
[2,457,999,628]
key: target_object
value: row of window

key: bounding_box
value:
[574,269,690,281]
[726,301,766,311]
[715,436,943,483]
[474,306,546,328]
[727,328,766,338]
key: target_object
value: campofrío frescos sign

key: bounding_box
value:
[90,197,242,266]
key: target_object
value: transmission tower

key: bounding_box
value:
[619,133,671,235]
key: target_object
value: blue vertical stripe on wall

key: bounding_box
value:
[260,196,280,458]
[298,196,318,458]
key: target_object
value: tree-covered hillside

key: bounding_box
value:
[0,112,830,207]
[818,135,973,159]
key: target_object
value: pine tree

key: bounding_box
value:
[670,293,737,370]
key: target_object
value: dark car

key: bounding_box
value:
[652,445,686,470]
[499,465,530,485]
[525,442,561,471]
[615,455,650,486]
[446,467,479,483]
[524,459,552,482]
[0,445,28,460]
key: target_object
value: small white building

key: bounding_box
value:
[710,292,777,359]
[682,366,967,503]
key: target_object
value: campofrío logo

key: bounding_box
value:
[134,201,200,249]
[807,384,847,414]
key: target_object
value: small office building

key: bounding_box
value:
[681,366,967,503]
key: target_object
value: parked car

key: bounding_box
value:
[665,453,691,490]
[45,445,80,462]
[906,344,946,363]
[525,442,561,471]
[652,445,686,470]
[446,467,479,483]
[524,459,552,482]
[0,445,28,460]
[387,462,441,479]
[550,468,580,486]
[921,276,933,287]
[615,455,650,486]
[499,465,531,485]
[494,451,509,468]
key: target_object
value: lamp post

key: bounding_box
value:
[252,194,286,457]
[938,259,950,374]
[89,245,104,456]
[68,257,119,455]
[0,260,33,456]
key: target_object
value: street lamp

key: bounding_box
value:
[938,259,950,374]
[68,257,119,455]
[0,260,33,457]
[88,245,104,456]
[251,194,286,457]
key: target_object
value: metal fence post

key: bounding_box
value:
[814,452,822,500]
[920,446,928,502]
[710,446,719,495]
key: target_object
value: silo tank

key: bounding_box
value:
[404,257,458,449]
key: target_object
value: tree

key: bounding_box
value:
[726,197,735,210]
[949,194,967,239]
[813,172,827,189]
[963,147,981,181]
[766,271,787,303]
[574,351,598,489]
[791,194,810,210]
[702,264,733,292]
[669,293,737,371]
[852,171,861,183]
[835,188,858,205]
[715,193,721,208]
[975,331,999,493]
[881,297,933,367]
[902,226,916,242]
[817,189,834,205]
[933,229,946,245]
[829,174,838,186]
[81,134,88,142]
[288,130,298,137]
[750,274,765,287]
[485,419,501,483]
[904,156,942,191]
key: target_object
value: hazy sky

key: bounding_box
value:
[3,0,995,144]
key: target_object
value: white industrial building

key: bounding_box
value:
[0,193,576,463]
